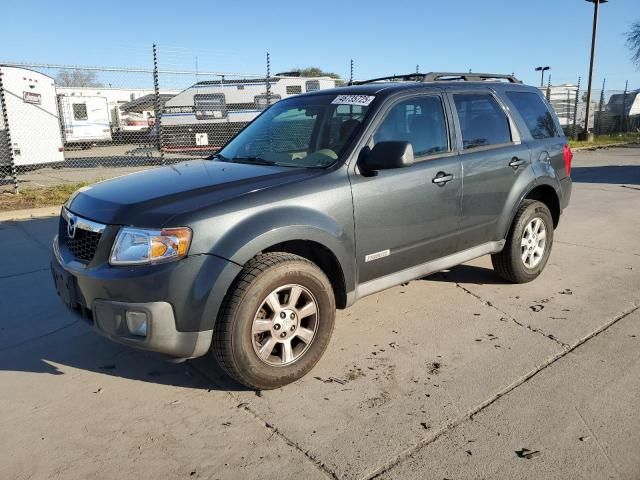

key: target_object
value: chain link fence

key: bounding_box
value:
[542,80,640,139]
[1,49,638,194]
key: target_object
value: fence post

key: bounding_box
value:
[266,52,271,105]
[620,80,628,135]
[572,76,581,140]
[152,44,165,165]
[595,78,605,136]
[0,68,19,194]
[546,75,551,102]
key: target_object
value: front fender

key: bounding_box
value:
[211,206,355,294]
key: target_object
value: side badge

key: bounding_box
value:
[365,249,390,263]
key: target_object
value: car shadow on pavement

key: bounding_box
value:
[571,165,640,185]
[0,214,249,392]
[425,264,508,285]
[0,324,251,392]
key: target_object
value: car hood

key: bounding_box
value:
[66,159,321,226]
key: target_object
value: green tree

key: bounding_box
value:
[626,21,640,66]
[291,67,341,79]
[55,69,103,87]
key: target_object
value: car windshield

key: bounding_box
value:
[215,94,372,168]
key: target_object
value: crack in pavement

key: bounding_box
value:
[187,363,338,480]
[555,240,640,257]
[362,303,639,480]
[0,319,79,353]
[0,267,50,280]
[8,220,54,254]
[454,283,570,349]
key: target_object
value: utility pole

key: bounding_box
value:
[583,0,607,141]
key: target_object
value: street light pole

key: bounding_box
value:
[535,66,550,87]
[583,0,607,141]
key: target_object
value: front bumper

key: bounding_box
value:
[93,300,211,358]
[51,231,242,358]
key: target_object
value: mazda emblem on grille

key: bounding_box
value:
[67,214,77,239]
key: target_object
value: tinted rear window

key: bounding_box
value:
[506,91,558,139]
[453,94,511,149]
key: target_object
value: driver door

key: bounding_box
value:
[350,93,463,284]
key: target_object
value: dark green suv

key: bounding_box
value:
[52,72,572,389]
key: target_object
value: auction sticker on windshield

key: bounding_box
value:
[331,95,375,106]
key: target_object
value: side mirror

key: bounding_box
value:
[359,141,414,175]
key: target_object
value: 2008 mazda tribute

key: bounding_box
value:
[51,72,572,389]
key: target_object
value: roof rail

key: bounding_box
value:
[350,71,521,85]
[422,72,521,83]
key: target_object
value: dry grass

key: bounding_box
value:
[0,182,90,212]
[569,132,640,150]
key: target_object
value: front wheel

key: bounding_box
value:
[212,252,336,390]
[491,200,554,283]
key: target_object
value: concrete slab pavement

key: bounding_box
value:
[0,147,638,479]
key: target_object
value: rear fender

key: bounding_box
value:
[496,175,561,240]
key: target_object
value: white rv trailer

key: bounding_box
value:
[162,75,336,152]
[57,94,112,145]
[56,87,180,138]
[0,66,64,170]
[540,84,581,131]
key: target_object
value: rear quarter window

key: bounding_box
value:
[506,91,559,139]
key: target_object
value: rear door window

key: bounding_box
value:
[506,91,559,139]
[453,94,511,149]
[372,95,449,158]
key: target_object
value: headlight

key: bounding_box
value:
[110,227,192,265]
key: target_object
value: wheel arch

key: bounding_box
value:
[262,239,348,309]
[210,207,355,309]
[498,180,561,240]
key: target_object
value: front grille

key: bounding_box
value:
[60,211,105,263]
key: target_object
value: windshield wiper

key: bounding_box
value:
[230,156,277,166]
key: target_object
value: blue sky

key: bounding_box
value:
[2,0,639,90]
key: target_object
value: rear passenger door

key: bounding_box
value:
[449,90,531,250]
[503,90,568,182]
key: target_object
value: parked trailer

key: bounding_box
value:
[605,90,640,132]
[57,94,112,146]
[56,87,179,141]
[0,66,64,172]
[540,84,582,134]
[161,75,336,152]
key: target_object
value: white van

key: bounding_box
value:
[0,66,64,170]
[58,95,112,146]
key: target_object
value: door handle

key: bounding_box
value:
[509,157,527,168]
[432,172,454,185]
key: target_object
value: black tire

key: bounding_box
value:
[491,200,554,284]
[212,252,336,390]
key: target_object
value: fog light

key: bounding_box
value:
[126,311,148,337]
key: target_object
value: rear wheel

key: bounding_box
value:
[491,200,554,283]
[212,252,335,390]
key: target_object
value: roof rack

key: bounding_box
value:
[350,72,521,85]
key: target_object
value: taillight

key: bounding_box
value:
[562,144,573,177]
